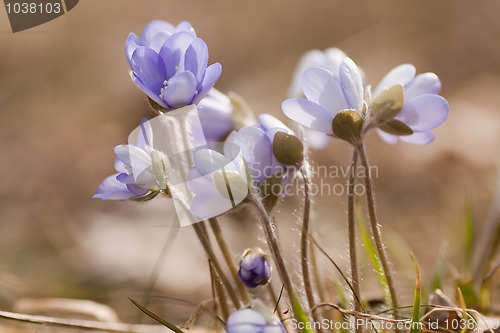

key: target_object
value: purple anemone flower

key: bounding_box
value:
[288,48,357,98]
[227,305,286,333]
[126,20,222,110]
[282,57,365,136]
[238,248,271,288]
[225,114,294,185]
[187,114,297,218]
[373,64,449,144]
[126,20,195,62]
[187,148,248,219]
[288,48,366,149]
[94,120,169,201]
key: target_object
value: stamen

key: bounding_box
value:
[159,79,169,99]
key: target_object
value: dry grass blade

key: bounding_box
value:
[129,298,183,333]
[0,309,167,333]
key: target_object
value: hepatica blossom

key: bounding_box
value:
[187,147,248,219]
[94,120,169,201]
[188,114,301,218]
[287,49,368,149]
[227,305,286,333]
[226,114,298,185]
[288,48,349,99]
[282,55,449,145]
[126,20,222,109]
[238,248,271,288]
[282,57,365,136]
[373,64,449,144]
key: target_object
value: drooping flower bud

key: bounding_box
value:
[238,248,271,288]
[272,131,304,166]
[332,109,364,144]
[227,303,285,333]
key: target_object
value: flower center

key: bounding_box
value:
[151,149,169,190]
[158,79,169,100]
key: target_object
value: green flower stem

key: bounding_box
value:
[192,223,241,309]
[300,166,323,332]
[249,184,302,328]
[356,143,399,319]
[348,150,362,333]
[208,217,251,304]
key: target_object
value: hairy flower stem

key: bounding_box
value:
[249,186,303,329]
[309,241,326,308]
[193,223,241,309]
[300,166,323,333]
[348,151,362,333]
[356,143,399,319]
[209,260,230,321]
[208,217,251,304]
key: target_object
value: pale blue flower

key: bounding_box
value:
[187,114,296,218]
[227,306,286,333]
[288,48,364,149]
[126,20,195,63]
[373,64,449,144]
[187,147,248,219]
[282,57,365,136]
[225,114,294,185]
[126,20,222,109]
[94,120,169,200]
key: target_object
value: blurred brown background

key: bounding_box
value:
[0,0,499,324]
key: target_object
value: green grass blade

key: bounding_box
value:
[129,298,184,333]
[333,282,348,309]
[355,201,391,306]
[456,279,478,307]
[410,254,421,333]
[291,296,314,333]
[430,242,448,291]
[464,194,475,270]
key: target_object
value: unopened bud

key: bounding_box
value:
[238,248,271,288]
[332,109,364,144]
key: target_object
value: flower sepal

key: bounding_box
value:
[368,84,404,125]
[148,97,168,114]
[332,109,364,144]
[378,119,414,136]
[131,190,163,202]
[272,132,304,166]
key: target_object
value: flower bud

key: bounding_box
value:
[369,84,404,124]
[227,303,285,333]
[238,248,271,288]
[332,109,364,144]
[272,131,304,166]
